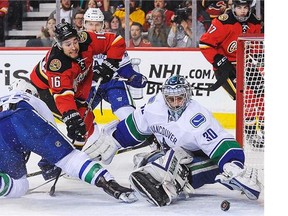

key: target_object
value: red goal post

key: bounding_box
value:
[236,34,264,183]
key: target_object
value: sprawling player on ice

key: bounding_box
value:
[199,0,264,147]
[83,8,147,121]
[30,20,126,150]
[0,79,137,203]
[84,75,261,206]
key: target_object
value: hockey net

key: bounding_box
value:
[236,34,264,184]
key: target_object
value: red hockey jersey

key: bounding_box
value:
[199,10,262,65]
[30,31,125,115]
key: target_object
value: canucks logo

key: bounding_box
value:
[190,113,206,128]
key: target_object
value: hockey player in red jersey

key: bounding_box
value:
[199,0,261,100]
[199,0,264,146]
[30,21,126,150]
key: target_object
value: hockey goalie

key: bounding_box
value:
[84,75,262,206]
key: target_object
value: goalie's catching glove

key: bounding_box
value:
[215,161,261,200]
[93,59,119,84]
[62,110,86,143]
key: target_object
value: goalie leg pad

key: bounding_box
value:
[130,171,169,207]
[130,148,195,206]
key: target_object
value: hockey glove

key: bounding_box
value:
[215,161,261,200]
[128,74,148,88]
[93,59,119,84]
[62,110,87,142]
[38,158,62,181]
[212,54,236,78]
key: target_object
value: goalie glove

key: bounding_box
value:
[215,161,261,200]
[84,120,121,165]
[93,59,119,84]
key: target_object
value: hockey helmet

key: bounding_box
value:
[54,20,78,44]
[162,75,191,119]
[232,0,254,22]
[84,8,105,22]
[9,79,39,97]
[84,8,105,31]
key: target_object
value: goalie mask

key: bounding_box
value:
[84,8,105,32]
[9,79,39,97]
[162,75,191,120]
[231,0,254,22]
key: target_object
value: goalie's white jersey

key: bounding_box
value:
[0,91,56,126]
[134,93,235,157]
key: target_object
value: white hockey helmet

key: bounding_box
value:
[9,79,39,97]
[162,75,191,120]
[84,8,105,30]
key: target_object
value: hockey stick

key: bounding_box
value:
[49,169,62,196]
[117,135,157,154]
[49,78,103,196]
[28,173,65,193]
[117,140,151,154]
[27,170,42,178]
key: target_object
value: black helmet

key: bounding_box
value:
[54,21,78,43]
[232,0,254,22]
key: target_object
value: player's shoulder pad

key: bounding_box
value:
[47,46,72,73]
[217,11,237,25]
[78,31,92,51]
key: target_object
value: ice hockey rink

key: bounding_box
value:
[1,123,265,216]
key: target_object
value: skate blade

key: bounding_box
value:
[119,192,138,203]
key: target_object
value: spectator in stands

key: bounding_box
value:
[145,0,174,31]
[0,0,9,47]
[26,18,56,47]
[84,0,97,10]
[183,0,211,31]
[113,0,145,29]
[109,15,125,37]
[129,22,151,47]
[73,9,85,31]
[147,8,170,47]
[103,19,112,32]
[49,0,76,24]
[167,9,206,47]
[7,0,23,30]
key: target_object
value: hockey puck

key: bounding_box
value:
[221,200,230,211]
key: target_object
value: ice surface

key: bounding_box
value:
[1,126,264,216]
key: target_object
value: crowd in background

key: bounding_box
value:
[0,0,264,47]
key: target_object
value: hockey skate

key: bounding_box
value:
[96,176,138,203]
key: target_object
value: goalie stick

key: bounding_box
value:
[49,78,103,196]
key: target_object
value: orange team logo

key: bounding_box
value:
[79,31,88,43]
[49,59,62,71]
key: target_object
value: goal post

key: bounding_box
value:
[236,34,265,183]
